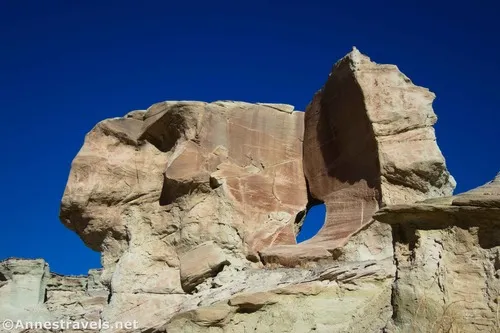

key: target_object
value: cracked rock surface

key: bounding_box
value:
[259,47,455,267]
[58,100,308,330]
[0,258,108,333]
[375,172,500,333]
[1,48,493,333]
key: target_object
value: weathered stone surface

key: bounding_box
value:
[259,48,455,267]
[0,258,108,333]
[45,271,108,327]
[228,291,279,311]
[0,258,49,307]
[180,241,230,292]
[86,259,393,332]
[0,258,53,330]
[152,259,395,333]
[451,172,500,208]
[0,257,394,333]
[166,303,233,328]
[4,48,485,333]
[59,100,307,329]
[374,173,500,332]
[160,263,392,333]
[374,172,500,226]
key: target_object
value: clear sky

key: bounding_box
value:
[1,1,498,275]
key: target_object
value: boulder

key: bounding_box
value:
[180,242,230,292]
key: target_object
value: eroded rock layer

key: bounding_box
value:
[2,49,484,333]
[0,259,108,333]
[374,173,500,333]
[0,257,395,333]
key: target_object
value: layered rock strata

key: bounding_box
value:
[59,101,308,328]
[0,48,472,333]
[374,172,500,333]
[0,257,394,333]
[0,258,108,333]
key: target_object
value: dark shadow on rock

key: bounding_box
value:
[478,224,500,249]
[300,56,383,246]
[140,110,185,153]
[316,58,381,192]
[159,176,211,206]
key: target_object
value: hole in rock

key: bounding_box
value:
[296,203,326,243]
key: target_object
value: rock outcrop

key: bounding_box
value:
[3,48,492,333]
[0,259,51,325]
[0,258,108,333]
[59,101,308,329]
[54,48,456,331]
[374,172,500,333]
[259,48,455,266]
[160,260,395,333]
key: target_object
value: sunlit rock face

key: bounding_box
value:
[259,48,455,267]
[0,258,108,333]
[5,48,470,333]
[59,100,308,328]
[374,172,500,332]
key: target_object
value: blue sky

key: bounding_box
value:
[1,1,498,275]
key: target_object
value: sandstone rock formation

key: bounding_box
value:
[0,258,108,333]
[179,241,230,292]
[0,259,51,325]
[374,172,500,333]
[0,257,395,333]
[259,47,455,266]
[2,48,490,333]
[59,101,308,329]
[160,259,394,333]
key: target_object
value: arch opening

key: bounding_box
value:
[295,203,326,243]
